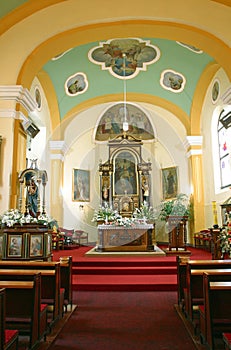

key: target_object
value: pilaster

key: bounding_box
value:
[184,136,205,234]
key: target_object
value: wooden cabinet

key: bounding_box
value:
[0,224,52,261]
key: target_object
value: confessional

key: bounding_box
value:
[99,133,152,216]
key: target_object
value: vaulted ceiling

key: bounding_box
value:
[0,0,231,132]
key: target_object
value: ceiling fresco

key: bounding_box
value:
[43,38,214,120]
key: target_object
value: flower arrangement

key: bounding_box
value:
[218,226,231,258]
[92,203,157,227]
[133,203,158,223]
[91,204,121,224]
[0,209,57,228]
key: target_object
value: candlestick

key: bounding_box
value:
[212,200,218,226]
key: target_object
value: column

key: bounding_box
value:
[185,136,205,236]
[49,140,67,225]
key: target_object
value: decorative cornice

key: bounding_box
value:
[0,109,27,121]
[49,140,69,156]
[184,135,203,149]
[0,85,37,112]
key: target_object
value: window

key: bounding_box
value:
[218,109,231,188]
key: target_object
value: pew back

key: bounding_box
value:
[0,261,61,324]
[185,260,231,320]
[203,272,231,349]
[0,273,41,350]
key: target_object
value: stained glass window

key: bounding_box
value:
[218,110,231,188]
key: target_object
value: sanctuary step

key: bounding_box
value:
[72,258,178,291]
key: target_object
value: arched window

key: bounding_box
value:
[218,108,231,188]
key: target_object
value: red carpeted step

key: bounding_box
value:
[73,265,177,275]
[72,273,177,291]
[72,258,177,267]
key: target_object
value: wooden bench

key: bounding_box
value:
[0,274,41,350]
[184,260,231,322]
[0,269,52,342]
[0,288,19,350]
[0,261,64,325]
[203,277,231,349]
[59,256,73,311]
[176,255,190,310]
[198,271,231,345]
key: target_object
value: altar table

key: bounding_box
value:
[96,224,154,252]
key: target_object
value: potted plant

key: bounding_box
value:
[158,193,191,221]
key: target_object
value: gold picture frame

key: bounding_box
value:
[72,169,90,201]
[162,166,178,200]
[30,234,43,257]
[7,234,23,258]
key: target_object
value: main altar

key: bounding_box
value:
[96,224,154,252]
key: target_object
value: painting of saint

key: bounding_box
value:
[114,152,137,195]
[162,167,178,200]
[73,169,90,201]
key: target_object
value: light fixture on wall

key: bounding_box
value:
[122,53,129,132]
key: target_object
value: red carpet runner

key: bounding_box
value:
[52,245,212,292]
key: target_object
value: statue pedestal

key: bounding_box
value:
[0,224,52,261]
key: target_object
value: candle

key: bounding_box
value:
[212,201,218,226]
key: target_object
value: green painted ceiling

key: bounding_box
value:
[0,0,28,18]
[43,38,213,120]
[0,2,215,120]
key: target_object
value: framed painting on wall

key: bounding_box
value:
[162,166,178,200]
[73,169,90,201]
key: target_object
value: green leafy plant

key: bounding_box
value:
[158,193,191,221]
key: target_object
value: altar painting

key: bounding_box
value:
[114,151,137,196]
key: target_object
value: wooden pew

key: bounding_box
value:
[59,256,73,311]
[0,288,19,350]
[184,260,231,322]
[0,270,51,342]
[176,255,190,310]
[198,271,231,349]
[0,274,41,350]
[203,277,231,350]
[0,261,63,325]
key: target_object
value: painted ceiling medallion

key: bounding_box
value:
[65,72,88,96]
[212,80,219,103]
[160,70,186,93]
[35,87,41,109]
[88,38,160,79]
